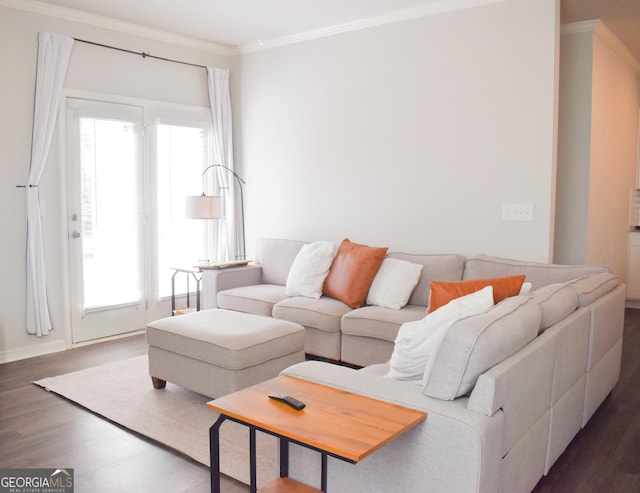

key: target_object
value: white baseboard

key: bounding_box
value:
[72,329,145,348]
[625,299,640,310]
[0,329,146,364]
[0,339,67,364]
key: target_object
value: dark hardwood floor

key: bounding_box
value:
[532,308,640,492]
[0,334,242,492]
[1,310,638,492]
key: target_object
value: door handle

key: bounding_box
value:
[71,231,81,239]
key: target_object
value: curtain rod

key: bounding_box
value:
[73,38,208,70]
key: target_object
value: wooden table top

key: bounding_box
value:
[206,375,427,463]
[196,260,251,270]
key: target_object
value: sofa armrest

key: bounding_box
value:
[468,329,554,459]
[201,264,263,309]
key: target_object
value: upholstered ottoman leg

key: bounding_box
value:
[151,376,167,389]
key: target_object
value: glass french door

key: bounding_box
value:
[66,98,147,343]
[66,96,216,343]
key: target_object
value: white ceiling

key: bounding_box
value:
[18,0,640,60]
[29,0,471,50]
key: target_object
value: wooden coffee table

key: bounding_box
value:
[206,374,427,493]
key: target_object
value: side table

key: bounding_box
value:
[171,261,252,315]
[197,259,251,271]
[170,267,203,315]
[206,375,427,493]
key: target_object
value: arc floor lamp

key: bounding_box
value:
[185,164,246,261]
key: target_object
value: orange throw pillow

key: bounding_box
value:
[323,238,388,308]
[427,275,526,313]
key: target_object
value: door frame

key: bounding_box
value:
[58,89,215,346]
[64,95,147,343]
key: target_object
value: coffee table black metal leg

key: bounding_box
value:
[279,437,289,478]
[210,416,334,493]
[209,416,226,493]
[249,427,257,493]
[278,438,326,492]
[321,453,328,492]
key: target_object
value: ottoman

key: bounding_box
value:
[145,309,305,398]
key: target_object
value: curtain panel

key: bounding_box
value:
[26,32,74,336]
[207,67,239,261]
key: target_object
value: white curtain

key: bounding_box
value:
[26,32,74,336]
[207,67,239,261]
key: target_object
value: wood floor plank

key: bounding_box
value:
[0,334,246,493]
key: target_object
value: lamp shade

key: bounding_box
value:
[185,195,222,219]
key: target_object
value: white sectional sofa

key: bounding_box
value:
[201,237,625,492]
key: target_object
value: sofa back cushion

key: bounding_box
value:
[256,238,307,285]
[423,296,541,400]
[464,254,610,290]
[387,253,466,307]
[566,272,619,307]
[530,283,578,333]
[388,286,495,383]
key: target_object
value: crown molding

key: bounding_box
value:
[0,0,240,57]
[239,0,507,54]
[594,22,640,74]
[561,20,640,74]
[3,0,511,58]
[560,19,599,36]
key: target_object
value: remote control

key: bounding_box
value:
[268,393,306,410]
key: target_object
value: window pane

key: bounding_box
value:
[155,123,213,298]
[79,116,144,309]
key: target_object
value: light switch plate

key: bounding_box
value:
[502,203,534,221]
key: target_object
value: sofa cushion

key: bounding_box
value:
[256,238,307,285]
[423,296,541,400]
[366,258,423,309]
[285,241,336,299]
[387,253,466,307]
[427,275,525,313]
[323,238,388,308]
[273,296,352,333]
[530,283,578,333]
[566,272,619,307]
[341,304,427,342]
[217,284,287,317]
[388,287,495,384]
[463,254,610,290]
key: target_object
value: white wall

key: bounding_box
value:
[554,30,593,265]
[0,0,561,362]
[588,30,640,279]
[0,5,236,362]
[555,23,640,281]
[239,0,559,260]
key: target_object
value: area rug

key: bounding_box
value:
[33,355,278,487]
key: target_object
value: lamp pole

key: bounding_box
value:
[202,164,246,260]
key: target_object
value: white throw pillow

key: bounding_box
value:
[285,241,336,298]
[366,258,423,309]
[386,286,494,384]
[422,295,540,400]
[519,282,532,295]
